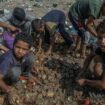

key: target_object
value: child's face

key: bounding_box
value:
[98,33,105,52]
[14,40,30,59]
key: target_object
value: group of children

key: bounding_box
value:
[0,0,105,94]
[70,0,105,90]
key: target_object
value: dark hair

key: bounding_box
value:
[96,19,105,34]
[13,7,26,21]
[14,33,33,48]
[31,19,44,31]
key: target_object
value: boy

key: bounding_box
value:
[77,19,105,89]
[0,7,34,35]
[0,33,35,93]
[31,10,73,55]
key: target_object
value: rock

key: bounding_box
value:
[47,91,54,97]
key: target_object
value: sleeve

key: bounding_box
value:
[59,12,66,24]
[0,58,10,76]
[23,21,32,35]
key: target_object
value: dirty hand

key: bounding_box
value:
[76,79,86,86]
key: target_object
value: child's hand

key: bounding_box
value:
[76,79,86,86]
[30,47,35,53]
[5,85,12,93]
[8,25,18,32]
[45,50,52,56]
[27,76,36,89]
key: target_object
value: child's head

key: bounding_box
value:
[11,7,26,27]
[97,19,105,52]
[13,33,33,59]
[31,19,45,33]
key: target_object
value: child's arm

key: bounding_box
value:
[81,71,105,89]
[38,37,43,52]
[83,52,95,69]
[77,56,105,89]
[46,34,55,55]
[0,45,9,52]
[0,22,18,31]
[45,28,56,56]
[86,16,98,37]
[0,73,11,93]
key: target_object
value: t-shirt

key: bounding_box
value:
[42,10,66,25]
[0,50,26,76]
[3,31,15,49]
[70,0,103,20]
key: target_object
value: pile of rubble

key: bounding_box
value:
[0,51,104,105]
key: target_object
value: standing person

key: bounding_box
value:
[31,10,73,55]
[0,7,35,35]
[68,0,105,58]
[0,33,35,93]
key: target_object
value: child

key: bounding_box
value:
[77,19,105,90]
[31,18,44,54]
[31,10,73,55]
[0,33,35,93]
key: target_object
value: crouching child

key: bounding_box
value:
[0,33,35,93]
[77,19,105,90]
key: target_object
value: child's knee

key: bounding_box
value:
[5,67,21,83]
